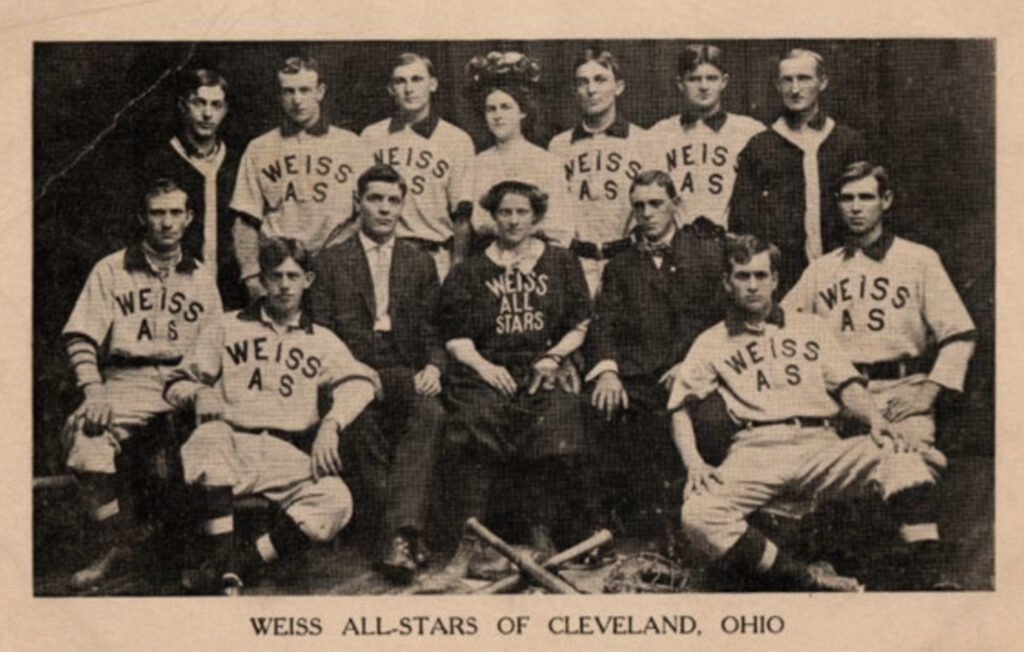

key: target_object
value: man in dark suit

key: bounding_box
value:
[308,164,446,583]
[586,169,730,542]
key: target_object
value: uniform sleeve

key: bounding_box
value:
[666,332,720,411]
[781,263,818,314]
[818,324,867,395]
[229,142,265,225]
[320,333,383,400]
[921,250,977,391]
[448,130,478,215]
[164,313,226,409]
[62,260,114,350]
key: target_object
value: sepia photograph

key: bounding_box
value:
[31,37,994,601]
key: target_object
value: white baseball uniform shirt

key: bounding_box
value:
[666,306,865,422]
[646,111,765,228]
[361,111,476,244]
[781,233,976,391]
[231,123,372,278]
[165,302,381,434]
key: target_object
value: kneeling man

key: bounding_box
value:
[666,234,947,591]
[165,237,381,594]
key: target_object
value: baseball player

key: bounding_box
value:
[548,48,653,296]
[730,48,869,296]
[164,236,381,595]
[665,234,948,591]
[360,52,476,281]
[61,178,222,591]
[231,56,372,303]
[782,161,977,452]
[646,45,765,229]
[141,68,246,309]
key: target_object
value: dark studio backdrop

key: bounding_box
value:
[32,39,994,475]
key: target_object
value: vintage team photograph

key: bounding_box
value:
[32,39,994,597]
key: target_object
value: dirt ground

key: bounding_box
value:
[33,456,992,596]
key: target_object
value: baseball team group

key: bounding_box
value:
[55,43,977,595]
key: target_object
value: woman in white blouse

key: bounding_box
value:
[465,51,573,249]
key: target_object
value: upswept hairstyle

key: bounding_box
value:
[480,180,548,222]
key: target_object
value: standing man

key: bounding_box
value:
[61,178,222,591]
[360,53,476,281]
[548,48,652,296]
[232,56,372,303]
[142,68,246,309]
[731,48,868,295]
[665,234,950,591]
[308,164,446,584]
[646,45,765,229]
[586,170,727,542]
[165,237,381,595]
[783,162,976,451]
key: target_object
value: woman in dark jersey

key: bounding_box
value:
[440,180,592,573]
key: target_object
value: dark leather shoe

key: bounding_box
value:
[375,535,418,584]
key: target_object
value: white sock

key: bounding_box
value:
[899,523,939,543]
[255,533,279,563]
[757,539,779,572]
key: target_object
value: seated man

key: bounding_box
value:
[666,234,948,591]
[61,178,222,591]
[165,237,381,595]
[308,164,446,584]
[783,161,976,451]
[586,170,727,538]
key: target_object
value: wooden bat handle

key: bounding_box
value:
[472,529,613,595]
[465,518,580,594]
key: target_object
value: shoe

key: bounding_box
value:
[898,540,962,591]
[413,537,432,567]
[69,544,134,591]
[374,534,418,584]
[804,561,865,592]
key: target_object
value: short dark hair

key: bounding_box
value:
[835,161,892,198]
[724,233,781,275]
[778,48,827,78]
[141,177,191,213]
[479,180,548,221]
[259,237,313,275]
[279,56,322,81]
[678,44,726,76]
[393,52,436,78]
[357,164,408,198]
[574,48,622,81]
[176,68,229,102]
[629,169,678,200]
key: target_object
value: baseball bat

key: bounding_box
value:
[471,528,613,595]
[464,518,580,594]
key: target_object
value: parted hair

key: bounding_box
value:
[835,161,892,198]
[629,169,678,200]
[678,44,727,76]
[724,233,782,274]
[141,177,192,213]
[393,52,436,78]
[357,164,408,198]
[480,180,548,221]
[778,48,827,78]
[176,68,229,101]
[279,56,322,80]
[574,48,622,81]
[259,237,313,275]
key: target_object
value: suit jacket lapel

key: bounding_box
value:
[347,239,375,320]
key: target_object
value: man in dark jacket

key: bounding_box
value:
[730,49,868,295]
[586,170,729,539]
[308,164,446,584]
[140,68,245,308]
